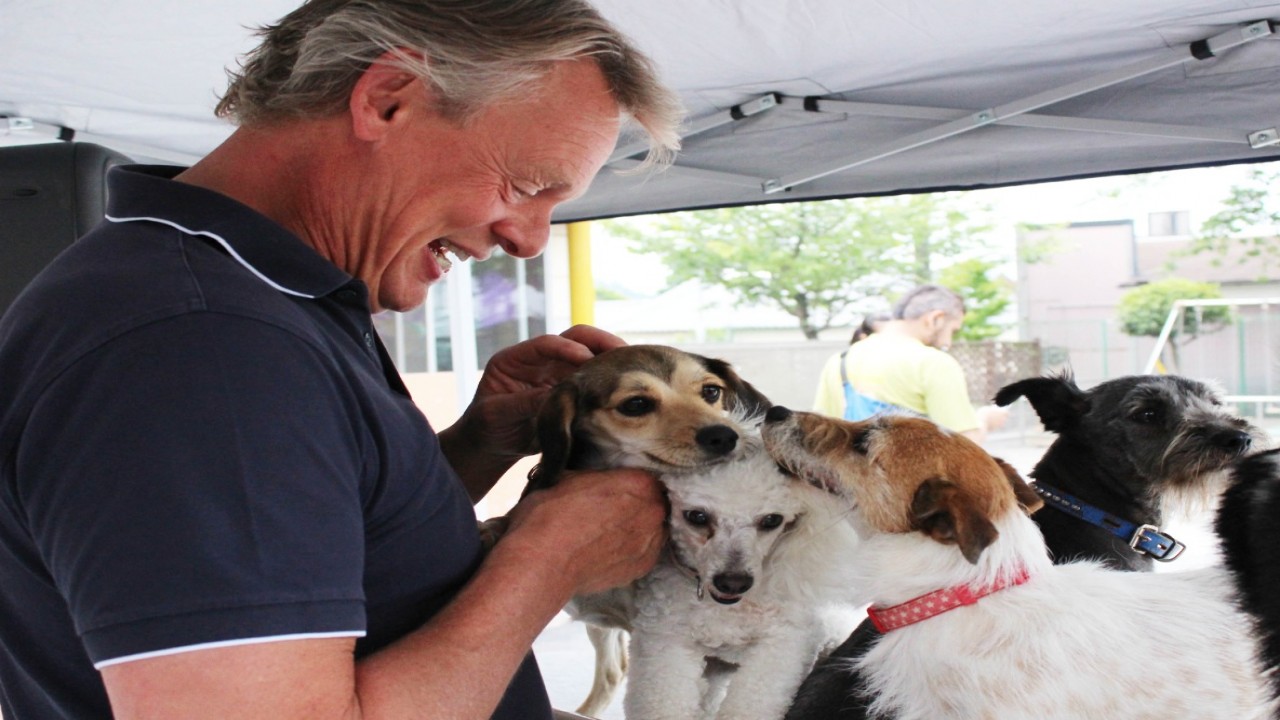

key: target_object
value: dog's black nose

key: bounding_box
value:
[713,572,753,596]
[696,425,739,456]
[765,405,792,423]
[1215,429,1253,455]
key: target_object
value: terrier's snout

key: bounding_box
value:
[696,425,739,456]
[712,571,754,600]
[1213,428,1253,455]
[765,405,793,423]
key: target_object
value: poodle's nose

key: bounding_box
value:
[765,405,792,423]
[713,572,753,596]
[696,425,739,456]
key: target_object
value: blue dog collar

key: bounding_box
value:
[1032,482,1186,562]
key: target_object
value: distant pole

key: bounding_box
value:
[567,222,595,326]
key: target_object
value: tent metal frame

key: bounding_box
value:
[605,20,1278,198]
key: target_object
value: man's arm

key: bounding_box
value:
[101,468,666,720]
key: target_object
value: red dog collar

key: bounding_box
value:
[867,567,1032,632]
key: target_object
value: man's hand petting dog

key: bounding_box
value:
[500,467,668,597]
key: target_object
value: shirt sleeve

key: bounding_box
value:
[812,352,845,417]
[919,352,980,433]
[16,312,370,667]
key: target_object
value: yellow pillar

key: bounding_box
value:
[567,221,595,326]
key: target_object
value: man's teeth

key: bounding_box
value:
[433,241,472,274]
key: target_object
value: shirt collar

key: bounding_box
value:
[104,165,355,300]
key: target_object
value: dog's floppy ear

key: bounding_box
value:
[526,381,580,494]
[993,373,1090,433]
[702,356,771,418]
[993,457,1044,515]
[911,478,999,564]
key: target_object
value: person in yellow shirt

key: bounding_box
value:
[813,284,1002,442]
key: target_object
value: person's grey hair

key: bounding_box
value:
[215,0,683,167]
[892,284,965,320]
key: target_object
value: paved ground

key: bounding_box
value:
[532,427,1230,717]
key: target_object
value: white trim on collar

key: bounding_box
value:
[105,214,317,299]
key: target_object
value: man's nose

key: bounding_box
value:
[494,205,553,259]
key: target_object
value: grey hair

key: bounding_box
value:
[892,284,965,320]
[215,0,682,167]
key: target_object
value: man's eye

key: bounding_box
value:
[701,385,723,404]
[513,183,542,200]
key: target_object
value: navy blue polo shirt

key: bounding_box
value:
[0,165,550,719]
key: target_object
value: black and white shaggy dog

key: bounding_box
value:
[1217,448,1280,709]
[996,373,1260,570]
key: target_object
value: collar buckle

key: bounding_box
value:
[1129,523,1186,562]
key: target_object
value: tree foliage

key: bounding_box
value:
[603,194,1001,340]
[1116,278,1230,372]
[1177,167,1280,279]
[936,259,1011,341]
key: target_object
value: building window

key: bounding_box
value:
[373,250,545,373]
[1148,210,1190,237]
[473,250,547,367]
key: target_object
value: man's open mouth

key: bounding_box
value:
[428,239,471,273]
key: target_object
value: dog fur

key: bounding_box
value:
[997,373,1260,570]
[524,344,770,716]
[1217,447,1280,710]
[617,432,861,720]
[763,408,1274,720]
[787,372,1264,719]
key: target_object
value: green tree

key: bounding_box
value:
[603,194,996,340]
[1116,278,1230,372]
[1176,167,1280,279]
[937,258,1011,341]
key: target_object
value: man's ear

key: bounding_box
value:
[911,477,999,564]
[349,50,426,141]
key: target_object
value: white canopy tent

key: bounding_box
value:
[2,0,1278,220]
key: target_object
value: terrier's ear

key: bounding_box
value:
[993,373,1090,433]
[994,458,1044,515]
[702,356,771,419]
[526,382,580,494]
[911,478,999,564]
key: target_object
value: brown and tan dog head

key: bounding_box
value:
[761,407,1041,564]
[526,345,771,492]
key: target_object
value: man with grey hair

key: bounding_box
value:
[0,1,681,718]
[814,284,993,440]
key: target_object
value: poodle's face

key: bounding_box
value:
[665,446,806,605]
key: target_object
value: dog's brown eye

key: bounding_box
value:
[618,396,656,417]
[758,514,785,531]
[701,385,723,404]
[684,509,710,527]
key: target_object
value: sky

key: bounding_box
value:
[591,160,1280,297]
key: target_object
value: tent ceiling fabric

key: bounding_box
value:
[2,1,1278,221]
